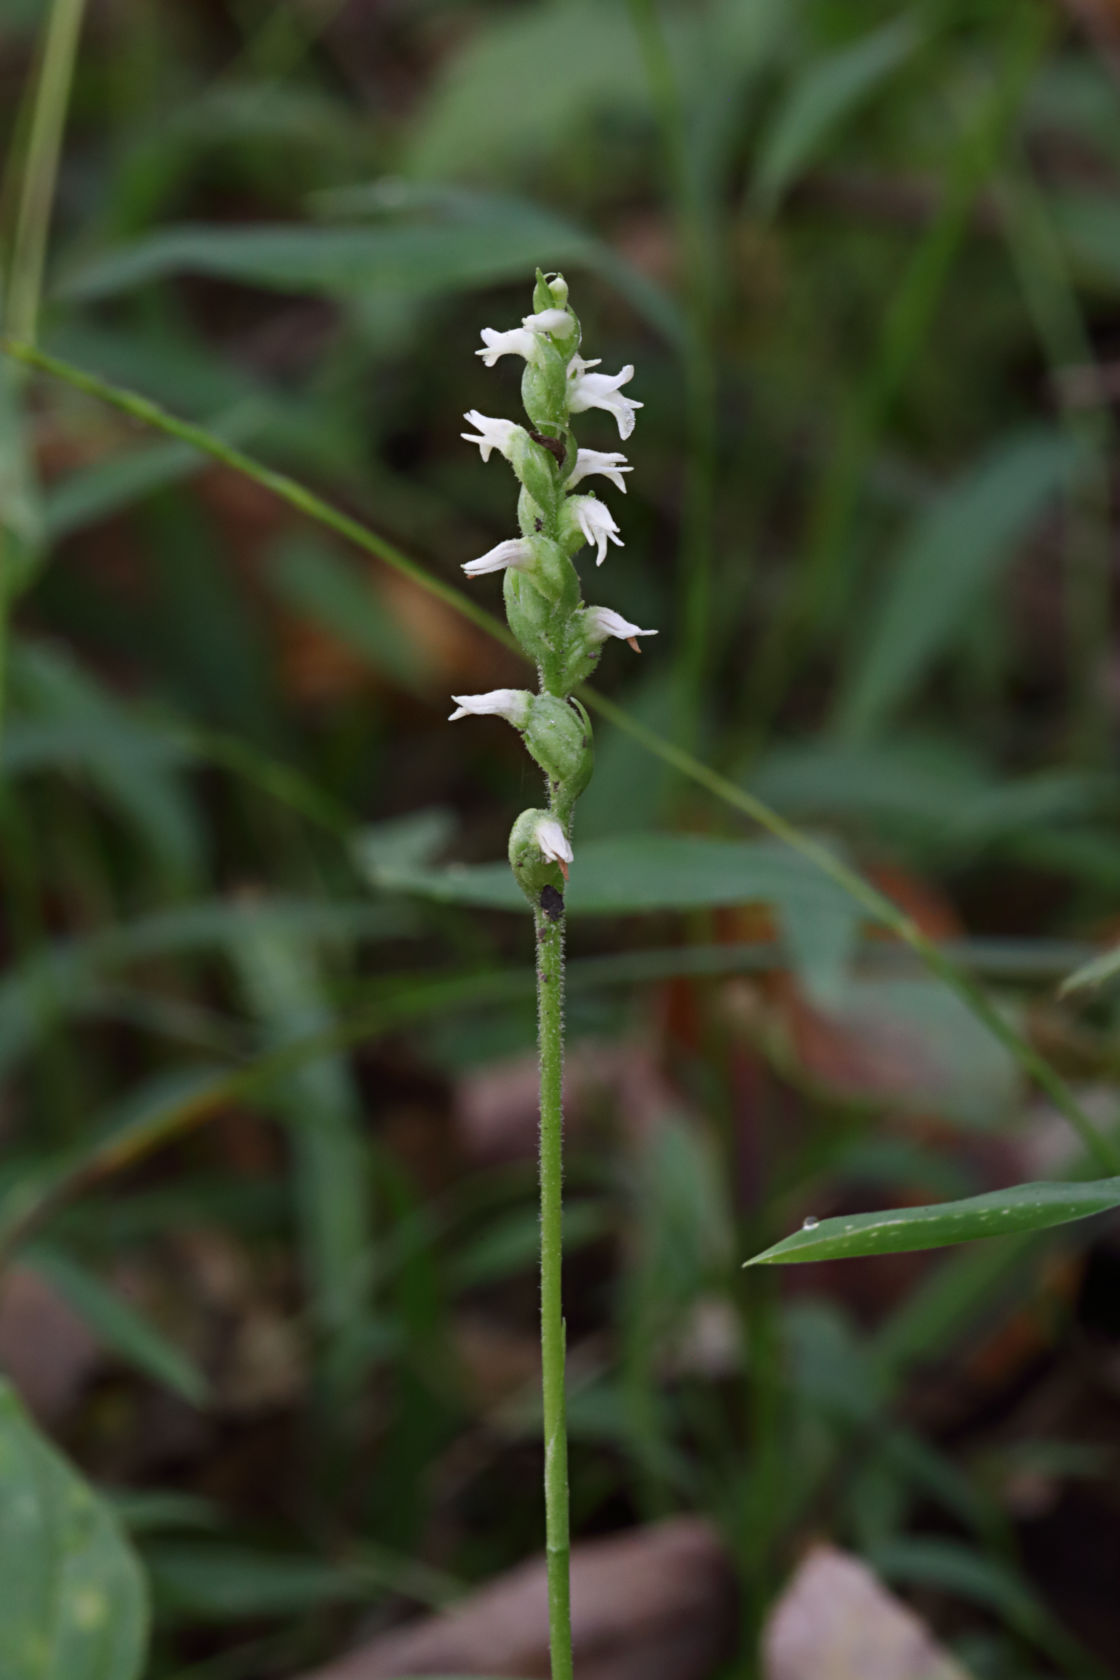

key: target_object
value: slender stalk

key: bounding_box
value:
[536,908,573,1680]
[5,0,87,346]
[1,0,87,753]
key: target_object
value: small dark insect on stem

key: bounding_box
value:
[540,884,565,922]
[529,429,567,465]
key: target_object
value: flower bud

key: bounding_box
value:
[521,335,569,433]
[534,269,569,313]
[510,430,558,513]
[526,534,580,613]
[523,694,593,800]
[504,567,556,669]
[508,806,568,908]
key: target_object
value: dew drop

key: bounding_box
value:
[801,1216,820,1230]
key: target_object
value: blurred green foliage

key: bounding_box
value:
[5,0,1120,1675]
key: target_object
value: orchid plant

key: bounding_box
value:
[452,271,653,1680]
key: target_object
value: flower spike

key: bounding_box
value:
[455,271,650,901]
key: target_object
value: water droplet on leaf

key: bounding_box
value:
[801,1216,820,1230]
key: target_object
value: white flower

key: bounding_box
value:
[535,815,573,879]
[477,326,539,367]
[461,410,521,463]
[583,606,658,652]
[522,308,572,336]
[571,496,624,566]
[568,359,642,440]
[462,538,533,578]
[448,688,531,725]
[567,448,631,494]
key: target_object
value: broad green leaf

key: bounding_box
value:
[309,182,682,345]
[61,215,593,302]
[752,739,1117,861]
[746,1176,1120,1265]
[836,431,1086,738]
[406,0,783,192]
[0,1379,148,1679]
[1059,942,1120,996]
[404,3,652,180]
[58,192,680,343]
[358,806,457,874]
[148,1543,370,1620]
[751,735,987,833]
[753,16,922,209]
[28,1249,209,1406]
[358,830,861,996]
[360,830,850,916]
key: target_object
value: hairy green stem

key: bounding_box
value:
[536,909,573,1680]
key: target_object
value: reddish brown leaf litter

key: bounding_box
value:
[299,1518,736,1680]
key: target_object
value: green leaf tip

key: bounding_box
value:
[744,1175,1120,1266]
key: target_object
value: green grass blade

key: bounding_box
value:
[29,1247,209,1405]
[834,429,1085,738]
[1059,942,1120,996]
[4,0,87,344]
[752,14,922,211]
[745,1176,1120,1265]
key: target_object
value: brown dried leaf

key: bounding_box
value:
[0,1265,100,1426]
[763,1545,972,1680]
[301,1517,735,1680]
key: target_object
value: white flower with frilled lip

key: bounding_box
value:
[461,411,522,463]
[462,538,533,578]
[583,606,657,652]
[571,496,623,566]
[567,358,642,440]
[522,308,572,336]
[448,689,531,725]
[535,815,573,879]
[567,448,631,494]
[477,326,540,367]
